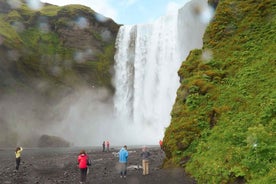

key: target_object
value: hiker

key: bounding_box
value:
[159,140,163,150]
[118,145,128,178]
[141,146,151,175]
[102,141,105,152]
[77,150,90,183]
[106,140,110,152]
[15,147,23,171]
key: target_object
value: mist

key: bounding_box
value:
[0,86,161,147]
[46,87,161,146]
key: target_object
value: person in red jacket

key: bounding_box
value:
[78,150,90,183]
[159,140,163,150]
[106,141,110,152]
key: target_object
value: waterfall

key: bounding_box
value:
[113,0,211,143]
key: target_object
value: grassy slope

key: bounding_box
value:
[0,3,117,95]
[163,0,276,183]
[0,16,22,47]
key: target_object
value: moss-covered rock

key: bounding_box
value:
[0,0,119,146]
[164,0,276,183]
[0,0,119,95]
[37,134,70,147]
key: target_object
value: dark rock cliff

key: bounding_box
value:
[0,0,119,96]
[0,0,119,147]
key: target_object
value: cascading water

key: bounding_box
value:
[113,0,212,143]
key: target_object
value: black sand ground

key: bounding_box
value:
[0,146,196,184]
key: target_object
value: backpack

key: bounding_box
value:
[87,158,91,166]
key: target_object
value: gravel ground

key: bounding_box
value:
[0,146,196,184]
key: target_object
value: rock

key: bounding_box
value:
[37,134,70,147]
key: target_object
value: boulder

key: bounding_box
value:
[37,134,70,147]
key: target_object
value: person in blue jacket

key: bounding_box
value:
[118,145,128,178]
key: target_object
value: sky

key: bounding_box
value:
[40,0,192,25]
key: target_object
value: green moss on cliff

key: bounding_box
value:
[40,5,59,17]
[0,17,22,47]
[164,0,276,183]
[0,1,118,96]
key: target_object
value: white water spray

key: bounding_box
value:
[113,0,211,143]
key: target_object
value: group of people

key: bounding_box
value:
[14,143,156,184]
[102,140,110,152]
[78,145,151,183]
[118,145,151,177]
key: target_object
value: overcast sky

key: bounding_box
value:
[40,0,191,25]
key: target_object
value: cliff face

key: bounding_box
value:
[0,0,119,96]
[164,0,275,183]
[0,0,119,146]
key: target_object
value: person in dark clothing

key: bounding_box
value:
[102,141,105,152]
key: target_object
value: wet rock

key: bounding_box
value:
[37,135,70,147]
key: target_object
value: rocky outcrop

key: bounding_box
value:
[0,0,119,94]
[0,0,119,147]
[37,134,70,147]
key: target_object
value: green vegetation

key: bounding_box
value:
[72,44,116,89]
[58,4,95,15]
[0,1,118,96]
[40,5,59,17]
[163,0,276,183]
[0,17,22,47]
[2,0,274,182]
[95,44,116,88]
